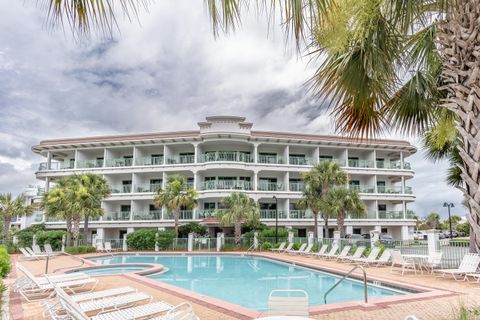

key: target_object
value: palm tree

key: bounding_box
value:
[154,175,198,237]
[319,188,366,238]
[300,161,348,239]
[0,194,34,243]
[216,192,260,246]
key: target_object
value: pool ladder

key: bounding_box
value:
[323,264,368,305]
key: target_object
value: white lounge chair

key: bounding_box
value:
[280,243,294,253]
[306,244,328,257]
[267,290,309,317]
[151,302,199,320]
[352,247,381,265]
[372,249,391,267]
[421,252,443,274]
[71,286,137,303]
[25,247,48,259]
[74,290,152,314]
[104,242,113,253]
[96,242,105,252]
[270,242,286,252]
[54,284,173,320]
[32,244,45,255]
[465,272,480,283]
[286,243,307,254]
[390,250,416,275]
[44,244,62,256]
[433,253,480,280]
[297,244,314,255]
[15,262,98,302]
[318,244,339,259]
[334,246,352,261]
[19,248,41,260]
[338,246,365,262]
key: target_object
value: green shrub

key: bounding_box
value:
[15,224,46,248]
[220,244,237,251]
[127,229,158,250]
[0,246,11,278]
[64,246,96,255]
[178,223,207,238]
[261,242,272,250]
[36,230,66,251]
[456,223,470,236]
[292,243,301,250]
[157,231,176,250]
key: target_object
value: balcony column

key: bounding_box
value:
[162,172,167,189]
[253,143,258,163]
[313,147,319,165]
[193,143,199,164]
[193,171,198,190]
[401,226,410,240]
[375,200,379,219]
[253,171,258,191]
[45,177,50,192]
[400,151,404,169]
[46,151,52,170]
[345,148,349,167]
[284,145,289,165]
[403,200,407,219]
[133,146,138,166]
[284,172,289,191]
[345,225,353,236]
[401,176,405,194]
[374,175,378,193]
[373,150,377,168]
[74,150,79,169]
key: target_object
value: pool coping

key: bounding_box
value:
[74,251,459,319]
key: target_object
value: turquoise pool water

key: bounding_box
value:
[70,265,149,276]
[89,254,408,311]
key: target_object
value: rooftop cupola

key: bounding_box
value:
[198,116,253,134]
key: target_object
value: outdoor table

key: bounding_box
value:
[402,254,429,274]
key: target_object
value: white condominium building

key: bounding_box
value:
[33,116,416,240]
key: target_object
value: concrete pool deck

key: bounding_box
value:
[7,251,480,320]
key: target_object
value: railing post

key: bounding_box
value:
[12,235,18,246]
[32,234,37,247]
[61,234,66,252]
[155,233,159,252]
[307,231,314,246]
[188,233,194,252]
[122,234,128,252]
[333,231,340,246]
[427,229,440,256]
[216,232,223,252]
[288,231,294,243]
[254,232,259,250]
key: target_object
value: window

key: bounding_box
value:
[381,228,388,234]
[123,155,133,166]
[259,203,276,210]
[378,204,387,211]
[203,202,216,210]
[376,158,385,168]
[120,205,131,212]
[151,154,163,165]
[377,181,386,193]
[122,180,132,193]
[353,228,362,234]
[348,157,359,167]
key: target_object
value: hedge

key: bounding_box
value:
[64,246,96,255]
[0,245,11,278]
[157,231,176,250]
[36,230,66,251]
[126,229,176,251]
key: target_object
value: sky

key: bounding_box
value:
[0,1,464,218]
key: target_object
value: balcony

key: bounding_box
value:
[76,159,104,168]
[38,161,74,171]
[110,184,132,193]
[404,186,413,194]
[132,210,162,220]
[349,185,375,193]
[45,216,64,222]
[258,155,284,164]
[135,183,163,193]
[289,210,311,219]
[378,211,404,219]
[289,156,313,166]
[166,155,195,164]
[348,159,374,168]
[406,210,416,219]
[135,156,164,166]
[258,182,284,191]
[104,211,131,221]
[376,160,401,169]
[164,210,194,220]
[197,209,216,219]
[199,180,252,191]
[377,186,404,194]
[198,151,253,163]
[33,214,44,222]
[289,182,305,192]
[319,158,346,166]
[105,158,133,167]
[260,209,287,219]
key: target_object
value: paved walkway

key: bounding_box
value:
[8,252,480,320]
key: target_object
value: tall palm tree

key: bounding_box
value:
[319,188,366,238]
[300,161,348,239]
[216,192,260,246]
[154,175,198,237]
[0,194,34,243]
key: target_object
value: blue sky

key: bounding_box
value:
[0,1,464,218]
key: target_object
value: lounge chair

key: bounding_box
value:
[25,247,48,259]
[286,243,307,254]
[334,246,352,261]
[32,244,45,255]
[71,286,138,303]
[19,248,41,260]
[433,253,480,280]
[15,262,98,302]
[306,244,328,257]
[297,244,314,255]
[96,242,105,252]
[352,247,381,265]
[338,246,365,262]
[280,243,294,253]
[465,272,480,283]
[104,242,113,253]
[372,250,391,267]
[270,242,286,252]
[151,302,199,320]
[54,284,173,320]
[44,244,62,256]
[390,250,416,275]
[267,290,309,317]
[318,244,339,259]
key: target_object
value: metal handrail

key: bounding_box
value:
[52,252,85,273]
[324,264,368,304]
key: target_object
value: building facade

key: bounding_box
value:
[32,116,417,240]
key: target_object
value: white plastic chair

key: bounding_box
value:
[390,250,416,275]
[267,290,309,316]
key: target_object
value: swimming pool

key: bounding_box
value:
[89,254,409,311]
[69,264,151,276]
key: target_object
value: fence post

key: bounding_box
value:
[288,231,294,243]
[369,230,380,246]
[122,234,127,252]
[155,233,159,252]
[91,234,97,248]
[187,233,194,252]
[254,232,259,250]
[61,234,66,252]
[307,231,314,246]
[216,233,223,252]
[333,231,340,246]
[427,229,440,256]
[12,235,18,246]
[32,234,37,247]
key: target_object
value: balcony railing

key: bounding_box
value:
[110,185,132,193]
[164,210,194,220]
[404,162,412,169]
[76,159,104,168]
[38,161,74,171]
[377,186,403,194]
[404,186,413,194]
[132,210,162,220]
[260,209,287,219]
[289,156,313,166]
[105,158,133,167]
[406,211,416,219]
[258,155,284,164]
[197,209,217,219]
[45,216,65,222]
[289,210,311,219]
[135,183,163,193]
[348,159,375,168]
[378,211,404,219]
[289,182,305,192]
[349,185,375,193]
[376,160,401,169]
[199,180,252,191]
[135,156,164,166]
[104,211,131,221]
[319,158,346,166]
[33,214,44,222]
[198,151,253,163]
[258,182,284,191]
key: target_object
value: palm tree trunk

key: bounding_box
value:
[83,216,89,245]
[174,208,180,237]
[313,211,318,239]
[337,211,345,238]
[72,216,80,246]
[323,213,329,238]
[234,220,241,246]
[438,0,480,252]
[65,217,72,247]
[2,216,11,244]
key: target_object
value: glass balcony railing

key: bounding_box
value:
[135,183,163,193]
[199,180,253,191]
[259,209,287,219]
[198,151,253,163]
[105,158,133,167]
[404,186,413,194]
[404,162,412,169]
[163,210,194,220]
[76,159,104,168]
[135,156,164,166]
[110,185,132,193]
[349,185,375,193]
[406,210,416,219]
[45,216,65,222]
[166,155,195,164]
[289,182,305,192]
[33,214,44,222]
[377,186,403,194]
[197,209,217,219]
[347,211,377,219]
[38,161,74,171]
[258,182,284,191]
[289,210,311,219]
[289,156,313,166]
[258,155,284,164]
[376,160,401,169]
[348,159,375,168]
[378,211,404,219]
[132,210,162,220]
[104,211,131,221]
[319,158,346,166]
